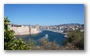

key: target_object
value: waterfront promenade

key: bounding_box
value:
[41,29,68,38]
[42,29,67,34]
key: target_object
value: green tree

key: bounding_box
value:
[66,30,84,50]
[4,17,30,50]
[26,38,36,49]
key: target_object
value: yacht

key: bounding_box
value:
[43,34,48,38]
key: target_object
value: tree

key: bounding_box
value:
[66,30,84,50]
[4,17,30,50]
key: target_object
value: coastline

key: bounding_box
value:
[14,31,41,36]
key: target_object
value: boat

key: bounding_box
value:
[64,35,67,38]
[43,34,48,38]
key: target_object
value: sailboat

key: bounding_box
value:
[43,34,48,38]
[64,34,67,38]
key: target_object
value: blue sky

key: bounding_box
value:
[4,4,84,26]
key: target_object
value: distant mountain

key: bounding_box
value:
[10,23,84,27]
[53,23,83,27]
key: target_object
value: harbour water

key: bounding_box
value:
[16,30,67,46]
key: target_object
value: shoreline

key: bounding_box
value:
[14,30,42,36]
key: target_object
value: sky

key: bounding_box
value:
[4,4,84,26]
